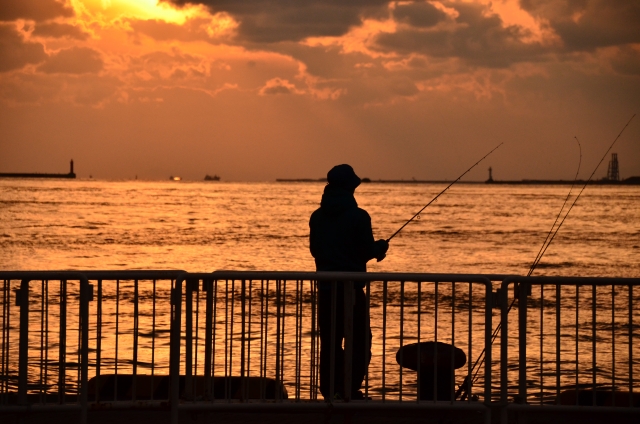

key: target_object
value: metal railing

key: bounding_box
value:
[499,276,640,422]
[170,271,496,423]
[3,270,640,424]
[1,271,184,418]
[0,271,90,422]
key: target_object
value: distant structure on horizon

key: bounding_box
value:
[0,159,76,179]
[606,153,620,181]
[485,153,639,185]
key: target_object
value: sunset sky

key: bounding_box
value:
[1,0,638,181]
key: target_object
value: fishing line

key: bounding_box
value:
[528,136,582,276]
[458,138,583,399]
[386,142,503,242]
[458,113,636,399]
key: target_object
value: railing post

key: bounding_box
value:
[203,279,214,399]
[79,277,90,424]
[170,276,184,424]
[518,282,529,403]
[184,278,196,399]
[343,280,354,401]
[484,280,492,406]
[17,279,29,405]
[499,280,511,424]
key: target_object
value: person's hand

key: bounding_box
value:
[375,239,389,262]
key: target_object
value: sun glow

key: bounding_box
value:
[75,0,203,24]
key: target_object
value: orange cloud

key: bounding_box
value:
[38,46,103,74]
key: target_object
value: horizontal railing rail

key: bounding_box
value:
[499,276,640,423]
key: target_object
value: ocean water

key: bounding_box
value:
[1,179,639,402]
[1,179,639,275]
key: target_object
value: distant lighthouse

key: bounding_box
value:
[69,159,76,177]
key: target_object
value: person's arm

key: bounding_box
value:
[355,210,388,263]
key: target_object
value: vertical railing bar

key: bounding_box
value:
[247,280,252,389]
[212,279,218,402]
[240,279,246,402]
[540,284,544,405]
[275,280,282,402]
[611,283,615,406]
[77,281,81,399]
[628,284,633,406]
[555,284,560,404]
[329,280,336,402]
[518,282,527,403]
[133,279,139,401]
[80,277,89,424]
[467,281,471,402]
[399,280,404,402]
[451,282,456,404]
[195,281,200,398]
[18,279,29,405]
[40,279,45,404]
[295,279,301,400]
[115,279,120,401]
[60,279,67,404]
[311,280,317,400]
[170,277,183,424]
[261,279,269,402]
[280,279,287,402]
[365,280,370,402]
[45,279,50,403]
[575,285,579,405]
[224,280,229,401]
[484,280,492,407]
[434,281,438,403]
[151,279,157,401]
[185,280,193,399]
[1,280,7,403]
[229,279,236,402]
[591,284,596,406]
[259,279,265,401]
[382,280,387,402]
[96,279,102,384]
[417,280,421,403]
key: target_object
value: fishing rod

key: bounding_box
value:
[386,142,503,242]
[456,113,636,400]
[456,136,583,400]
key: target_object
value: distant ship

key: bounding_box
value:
[204,174,220,181]
[169,176,181,181]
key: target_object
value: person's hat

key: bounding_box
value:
[327,164,361,189]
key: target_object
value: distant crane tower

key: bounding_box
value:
[607,153,619,181]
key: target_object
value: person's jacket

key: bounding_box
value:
[309,185,384,281]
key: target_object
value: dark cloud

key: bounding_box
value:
[37,46,103,74]
[0,0,74,22]
[165,0,389,42]
[393,1,448,28]
[0,24,47,72]
[32,22,89,40]
[520,0,640,51]
[374,1,545,68]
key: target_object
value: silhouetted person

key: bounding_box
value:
[309,164,389,400]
